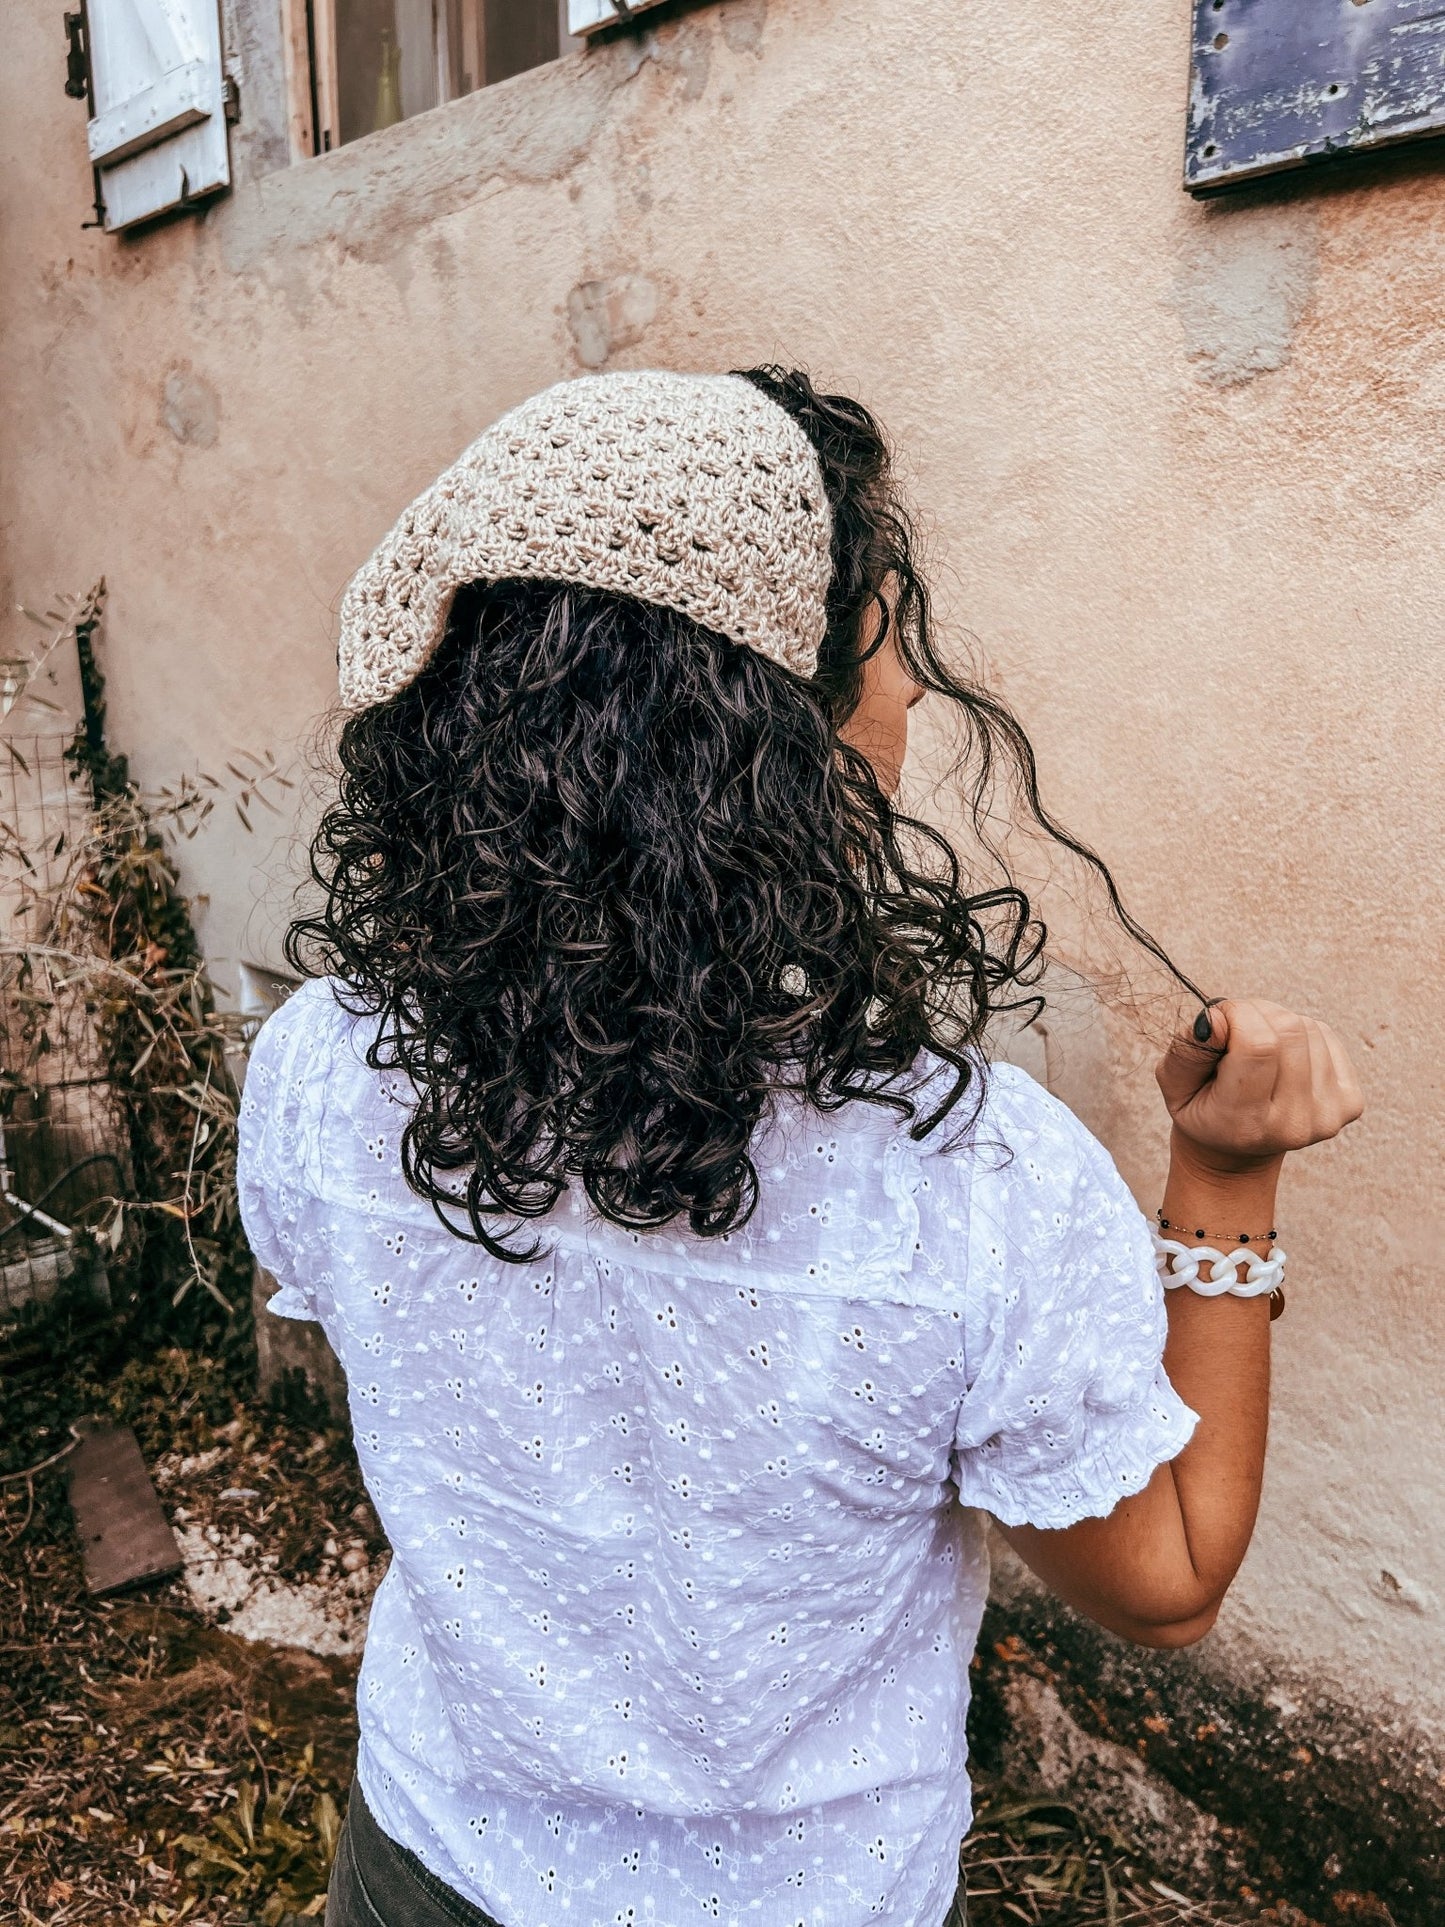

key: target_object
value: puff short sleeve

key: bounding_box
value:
[951,1065,1198,1531]
[236,978,337,1323]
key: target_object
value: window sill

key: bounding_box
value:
[214,35,637,274]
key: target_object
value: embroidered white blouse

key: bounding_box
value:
[237,977,1195,1927]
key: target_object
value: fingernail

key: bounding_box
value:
[1193,1009,1214,1044]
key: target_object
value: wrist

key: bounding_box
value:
[1163,1129,1281,1236]
[1167,1127,1285,1187]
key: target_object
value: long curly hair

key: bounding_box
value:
[288,368,1199,1259]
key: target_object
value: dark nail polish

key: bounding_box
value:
[1193,1009,1214,1045]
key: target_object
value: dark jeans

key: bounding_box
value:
[327,1785,967,1926]
[326,1788,502,1927]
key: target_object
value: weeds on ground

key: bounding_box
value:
[0,1345,368,1927]
[961,1796,1239,1924]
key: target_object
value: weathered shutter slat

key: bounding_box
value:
[87,58,209,164]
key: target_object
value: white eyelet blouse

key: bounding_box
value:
[237,978,1195,1927]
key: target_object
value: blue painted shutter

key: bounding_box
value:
[1187,0,1445,194]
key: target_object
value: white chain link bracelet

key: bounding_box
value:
[1151,1230,1287,1301]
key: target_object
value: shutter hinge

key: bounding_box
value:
[223,73,241,124]
[63,11,88,100]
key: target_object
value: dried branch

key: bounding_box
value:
[0,585,290,1327]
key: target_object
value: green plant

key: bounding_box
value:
[175,1749,341,1922]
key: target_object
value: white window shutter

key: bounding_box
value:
[84,0,230,231]
[567,0,675,35]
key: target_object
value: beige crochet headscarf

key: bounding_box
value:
[337,370,835,709]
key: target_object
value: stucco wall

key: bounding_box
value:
[3,0,1441,1745]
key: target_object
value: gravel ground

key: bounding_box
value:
[0,1340,1311,1927]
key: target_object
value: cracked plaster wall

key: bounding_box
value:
[2,0,1442,1758]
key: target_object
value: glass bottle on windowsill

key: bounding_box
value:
[374,25,402,131]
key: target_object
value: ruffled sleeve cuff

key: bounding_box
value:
[263,1278,322,1324]
[954,1372,1198,1531]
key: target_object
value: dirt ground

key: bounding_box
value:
[1,1339,1303,1927]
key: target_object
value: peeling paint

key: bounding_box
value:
[1375,1567,1436,1615]
[160,366,220,447]
[719,0,768,57]
[1172,200,1319,387]
[213,35,653,283]
[649,16,713,101]
[566,273,659,368]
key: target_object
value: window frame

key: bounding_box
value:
[282,0,580,159]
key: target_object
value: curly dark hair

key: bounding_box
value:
[288,368,1200,1259]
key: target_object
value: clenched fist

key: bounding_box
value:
[1156,1000,1364,1175]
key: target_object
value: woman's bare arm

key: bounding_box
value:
[998,1000,1363,1647]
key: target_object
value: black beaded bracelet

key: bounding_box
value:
[1155,1211,1279,1247]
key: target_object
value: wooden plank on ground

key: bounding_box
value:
[66,1419,182,1595]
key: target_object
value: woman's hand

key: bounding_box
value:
[1155,999,1364,1176]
